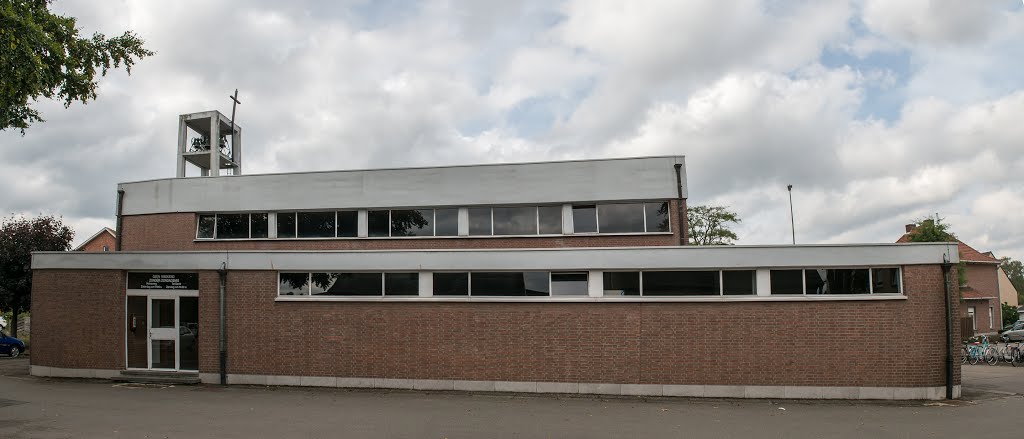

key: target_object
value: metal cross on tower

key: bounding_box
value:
[228,89,241,159]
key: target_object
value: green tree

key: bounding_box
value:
[1003,302,1019,327]
[1,0,154,132]
[906,216,966,286]
[0,215,74,337]
[1000,257,1024,304]
[687,205,740,245]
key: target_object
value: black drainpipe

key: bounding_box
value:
[941,255,954,399]
[673,164,686,246]
[218,261,228,385]
[115,189,125,251]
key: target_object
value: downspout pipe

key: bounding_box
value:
[218,261,228,385]
[673,163,686,246]
[941,255,954,399]
[115,189,125,251]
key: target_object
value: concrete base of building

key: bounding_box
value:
[30,366,961,400]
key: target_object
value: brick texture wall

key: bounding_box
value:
[77,232,116,252]
[30,270,125,370]
[119,201,684,251]
[30,264,956,388]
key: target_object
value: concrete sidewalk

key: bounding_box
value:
[1,359,1022,438]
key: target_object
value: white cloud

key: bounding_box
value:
[2,0,1024,263]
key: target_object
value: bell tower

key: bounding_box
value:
[176,110,242,177]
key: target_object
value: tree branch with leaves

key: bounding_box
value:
[1,0,154,133]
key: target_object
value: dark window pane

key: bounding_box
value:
[770,270,803,294]
[385,273,419,296]
[337,211,358,237]
[807,268,869,294]
[551,272,588,296]
[197,215,216,239]
[643,271,719,296]
[392,209,432,236]
[216,213,249,239]
[598,203,645,233]
[471,272,550,296]
[278,273,309,295]
[645,202,671,232]
[468,208,492,235]
[538,205,562,234]
[872,268,901,294]
[604,272,640,296]
[434,272,469,296]
[435,208,459,236]
[573,205,597,233]
[368,210,390,237]
[313,272,382,296]
[251,213,268,238]
[179,297,199,370]
[297,211,335,238]
[277,213,296,238]
[151,299,175,328]
[722,270,755,295]
[493,207,537,235]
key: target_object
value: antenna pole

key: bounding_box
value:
[787,184,796,244]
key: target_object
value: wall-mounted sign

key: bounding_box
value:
[127,272,199,290]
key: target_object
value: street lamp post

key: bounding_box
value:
[787,184,795,245]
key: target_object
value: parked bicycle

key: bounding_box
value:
[962,335,998,365]
[996,341,1022,366]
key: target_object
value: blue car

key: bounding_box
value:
[0,330,25,358]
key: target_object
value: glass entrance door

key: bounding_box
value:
[149,298,177,369]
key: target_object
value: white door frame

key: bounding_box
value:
[126,289,199,371]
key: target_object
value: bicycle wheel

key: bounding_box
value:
[1011,347,1021,367]
[985,347,999,365]
[969,348,981,365]
[961,347,969,364]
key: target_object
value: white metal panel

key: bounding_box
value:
[32,242,958,271]
[118,156,687,215]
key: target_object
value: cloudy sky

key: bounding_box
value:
[2,0,1023,260]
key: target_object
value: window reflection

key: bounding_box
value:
[391,209,432,236]
[368,210,389,237]
[337,211,358,237]
[572,205,597,233]
[493,207,536,235]
[297,212,335,238]
[197,215,216,239]
[598,203,645,233]
[468,208,492,235]
[251,213,269,238]
[644,202,670,232]
[435,208,459,236]
[538,206,562,234]
[277,213,296,238]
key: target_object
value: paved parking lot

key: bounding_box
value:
[1,358,1022,438]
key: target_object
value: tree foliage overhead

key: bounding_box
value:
[0,215,74,337]
[0,0,154,132]
[1001,257,1024,304]
[906,217,956,243]
[687,205,740,245]
[906,216,966,286]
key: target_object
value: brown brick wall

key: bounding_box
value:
[30,264,955,388]
[210,264,952,387]
[78,232,116,252]
[962,263,999,299]
[119,200,684,251]
[30,270,125,370]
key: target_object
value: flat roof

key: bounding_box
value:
[32,242,958,271]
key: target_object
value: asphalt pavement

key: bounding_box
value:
[0,358,1021,438]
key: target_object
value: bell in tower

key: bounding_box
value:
[176,110,242,177]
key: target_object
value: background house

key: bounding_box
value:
[74,227,116,252]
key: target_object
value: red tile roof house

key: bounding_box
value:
[73,227,116,252]
[898,224,1001,336]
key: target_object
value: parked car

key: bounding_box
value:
[999,321,1024,342]
[0,330,25,357]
